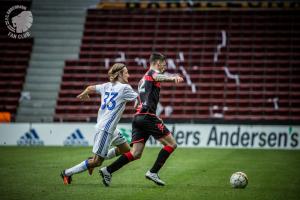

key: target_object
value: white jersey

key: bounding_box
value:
[95,81,137,133]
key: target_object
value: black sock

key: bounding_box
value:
[107,152,133,174]
[150,147,173,173]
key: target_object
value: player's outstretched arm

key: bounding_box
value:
[153,74,184,83]
[77,85,96,100]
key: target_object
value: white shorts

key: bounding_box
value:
[92,129,126,157]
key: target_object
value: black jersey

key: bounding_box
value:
[136,69,161,114]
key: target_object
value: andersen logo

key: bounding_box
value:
[147,125,299,149]
[207,126,299,148]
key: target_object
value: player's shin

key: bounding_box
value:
[65,160,89,176]
[150,145,175,173]
[106,152,134,174]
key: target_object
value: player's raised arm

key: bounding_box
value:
[153,73,184,83]
[77,85,97,100]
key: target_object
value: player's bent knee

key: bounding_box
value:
[132,151,142,160]
[95,159,103,166]
[172,143,178,150]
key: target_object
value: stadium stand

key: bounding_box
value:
[15,0,98,122]
[54,6,300,123]
[0,0,33,122]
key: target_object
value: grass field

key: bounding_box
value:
[0,147,300,200]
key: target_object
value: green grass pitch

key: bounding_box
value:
[0,147,300,200]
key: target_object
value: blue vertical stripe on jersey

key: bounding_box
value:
[104,102,125,132]
[97,102,125,156]
[97,131,109,156]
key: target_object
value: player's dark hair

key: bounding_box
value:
[149,52,166,65]
[108,63,126,82]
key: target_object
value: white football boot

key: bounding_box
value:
[145,170,165,186]
[100,167,112,187]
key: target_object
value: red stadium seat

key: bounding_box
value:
[0,31,33,121]
[55,9,300,122]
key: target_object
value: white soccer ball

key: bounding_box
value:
[230,172,248,188]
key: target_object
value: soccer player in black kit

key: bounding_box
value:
[100,52,183,186]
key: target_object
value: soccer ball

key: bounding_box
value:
[230,172,248,188]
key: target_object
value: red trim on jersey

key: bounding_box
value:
[143,75,161,88]
[144,75,154,81]
[124,152,134,161]
[135,112,160,119]
[163,145,175,154]
[156,123,164,132]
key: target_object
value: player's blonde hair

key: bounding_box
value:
[108,63,126,82]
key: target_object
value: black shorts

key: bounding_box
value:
[131,114,171,145]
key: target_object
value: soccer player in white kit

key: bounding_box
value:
[61,63,138,184]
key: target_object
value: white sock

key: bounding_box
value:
[106,148,116,159]
[65,160,88,176]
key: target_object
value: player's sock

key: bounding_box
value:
[106,152,134,174]
[106,147,117,159]
[150,145,174,173]
[64,160,89,176]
